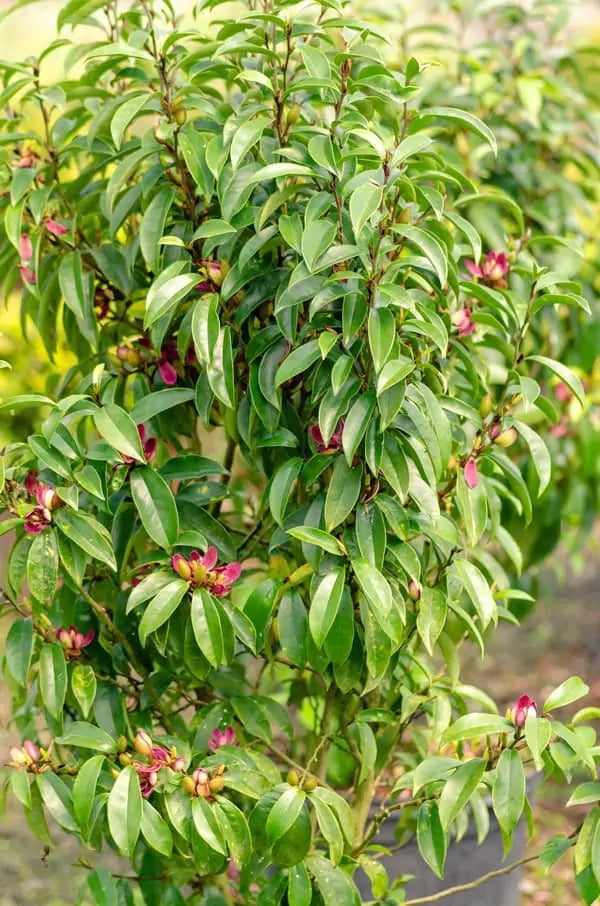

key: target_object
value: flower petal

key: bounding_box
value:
[464,458,478,489]
[158,360,178,386]
[202,546,219,570]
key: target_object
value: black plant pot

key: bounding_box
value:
[355,808,527,906]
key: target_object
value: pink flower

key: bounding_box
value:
[158,341,179,386]
[19,234,33,262]
[465,251,510,288]
[554,382,573,403]
[171,547,242,597]
[13,148,39,168]
[23,507,52,534]
[132,737,186,796]
[512,694,538,728]
[208,726,237,751]
[23,475,62,533]
[56,626,95,659]
[310,420,344,454]
[18,264,36,284]
[123,425,156,464]
[550,417,569,438]
[463,458,478,489]
[451,307,476,337]
[198,259,226,289]
[45,218,68,237]
[136,763,159,798]
[9,739,41,768]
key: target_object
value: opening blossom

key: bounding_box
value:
[197,259,227,292]
[132,730,186,798]
[465,251,510,288]
[208,726,237,751]
[171,547,242,597]
[310,419,344,454]
[56,626,95,659]
[451,307,476,338]
[23,472,62,534]
[512,694,539,728]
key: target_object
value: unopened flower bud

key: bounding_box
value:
[494,427,519,448]
[172,756,186,772]
[512,695,538,729]
[182,775,196,794]
[480,394,493,417]
[209,776,225,793]
[23,740,41,762]
[408,579,422,601]
[116,345,129,362]
[287,770,299,786]
[111,768,120,779]
[116,735,128,753]
[171,554,192,580]
[9,747,28,765]
[134,730,153,757]
[302,776,317,792]
[119,752,132,766]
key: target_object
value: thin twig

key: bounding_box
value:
[400,852,540,905]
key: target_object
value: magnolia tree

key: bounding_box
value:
[0,1,598,904]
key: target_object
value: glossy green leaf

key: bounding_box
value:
[131,465,179,548]
[141,799,173,856]
[70,665,97,719]
[73,754,104,837]
[439,758,486,830]
[543,676,590,713]
[57,721,115,753]
[324,456,362,531]
[54,508,116,572]
[94,403,145,463]
[5,617,34,686]
[107,765,142,858]
[309,567,345,648]
[138,578,188,645]
[39,643,67,720]
[191,588,225,667]
[492,749,525,838]
[417,802,447,878]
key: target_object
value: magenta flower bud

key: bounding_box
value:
[23,506,51,534]
[172,756,186,772]
[463,458,478,489]
[19,233,33,262]
[44,218,68,237]
[18,264,36,284]
[134,730,153,757]
[407,579,422,601]
[512,695,538,728]
[208,726,237,751]
[309,420,344,454]
[23,740,41,762]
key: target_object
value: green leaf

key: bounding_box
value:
[390,133,433,166]
[455,469,487,546]
[127,570,174,614]
[438,759,486,831]
[524,716,552,771]
[544,676,590,712]
[351,558,392,622]
[54,508,116,571]
[145,271,199,328]
[417,802,447,879]
[416,587,447,656]
[131,466,179,548]
[311,795,344,864]
[304,855,360,906]
[324,456,362,531]
[376,357,415,395]
[275,339,321,386]
[56,721,116,753]
[287,526,346,557]
[492,749,525,837]
[527,355,585,407]
[513,420,551,497]
[215,799,252,868]
[139,187,176,273]
[394,224,448,286]
[191,588,225,667]
[288,864,313,906]
[27,530,58,605]
[350,182,382,237]
[309,567,346,648]
[94,403,145,462]
[442,713,514,744]
[192,294,220,365]
[192,796,227,854]
[73,754,104,838]
[71,665,97,719]
[39,643,67,721]
[342,390,376,465]
[5,617,34,686]
[420,106,497,154]
[267,788,307,843]
[192,219,237,239]
[107,766,142,858]
[37,772,77,832]
[130,387,195,424]
[302,219,338,272]
[451,557,496,628]
[111,93,152,149]
[141,799,173,857]
[138,578,189,645]
[230,116,270,169]
[568,783,600,808]
[58,252,97,347]
[368,307,395,373]
[10,770,31,809]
